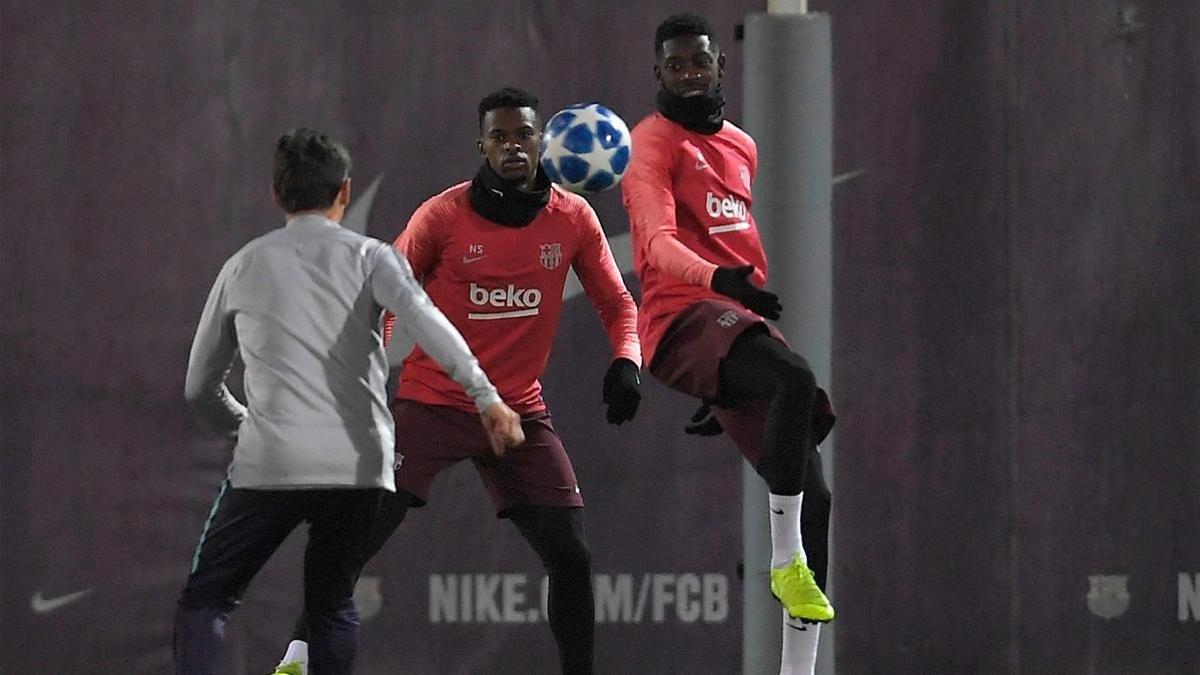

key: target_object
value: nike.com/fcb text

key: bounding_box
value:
[429,572,729,624]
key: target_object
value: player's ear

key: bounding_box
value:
[717,52,726,77]
[336,178,351,208]
[476,138,485,157]
[653,63,662,83]
[270,183,283,210]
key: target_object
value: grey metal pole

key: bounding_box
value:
[742,9,834,674]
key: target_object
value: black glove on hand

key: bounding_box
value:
[602,358,641,425]
[684,402,724,436]
[710,265,782,320]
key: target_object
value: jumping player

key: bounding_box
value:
[621,13,836,674]
[175,129,523,675]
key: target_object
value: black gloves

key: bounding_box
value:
[684,402,723,436]
[710,265,782,320]
[602,358,641,425]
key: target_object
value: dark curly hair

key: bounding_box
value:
[654,13,718,57]
[478,87,539,131]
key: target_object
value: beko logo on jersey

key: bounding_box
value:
[468,283,542,320]
[705,192,746,219]
[704,192,751,235]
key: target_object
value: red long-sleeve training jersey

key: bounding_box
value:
[391,181,641,414]
[621,113,769,365]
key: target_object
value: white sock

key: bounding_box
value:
[278,639,308,667]
[780,610,820,675]
[769,493,805,569]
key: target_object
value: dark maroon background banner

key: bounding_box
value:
[2,1,1197,673]
[0,3,759,673]
[823,1,1199,673]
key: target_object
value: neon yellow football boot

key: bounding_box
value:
[769,553,835,622]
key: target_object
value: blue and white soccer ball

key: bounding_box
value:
[540,103,632,194]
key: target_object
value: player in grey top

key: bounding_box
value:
[174,129,524,675]
[185,181,510,490]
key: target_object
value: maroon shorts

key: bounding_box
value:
[649,299,832,466]
[649,299,784,402]
[392,399,583,517]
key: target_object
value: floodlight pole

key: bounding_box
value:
[742,4,834,674]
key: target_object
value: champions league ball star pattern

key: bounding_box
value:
[540,103,632,194]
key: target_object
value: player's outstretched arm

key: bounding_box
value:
[368,242,502,414]
[571,200,644,424]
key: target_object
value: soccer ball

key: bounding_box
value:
[540,103,632,194]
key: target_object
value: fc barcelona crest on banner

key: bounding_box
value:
[1086,574,1130,618]
[539,242,563,270]
[354,575,384,620]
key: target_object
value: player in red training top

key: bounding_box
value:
[378,87,640,674]
[621,13,836,673]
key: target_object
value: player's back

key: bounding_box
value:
[222,214,394,488]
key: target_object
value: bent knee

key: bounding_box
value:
[777,359,817,398]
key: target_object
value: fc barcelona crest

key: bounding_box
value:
[539,242,563,270]
[1086,574,1130,619]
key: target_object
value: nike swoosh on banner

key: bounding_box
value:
[770,508,784,515]
[31,588,93,614]
[343,173,386,235]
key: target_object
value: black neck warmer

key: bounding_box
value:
[468,161,552,227]
[656,87,726,135]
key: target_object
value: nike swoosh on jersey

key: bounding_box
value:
[30,588,93,614]
[462,255,487,264]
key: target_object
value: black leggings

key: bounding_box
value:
[509,505,593,675]
[293,494,594,673]
[718,328,832,588]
